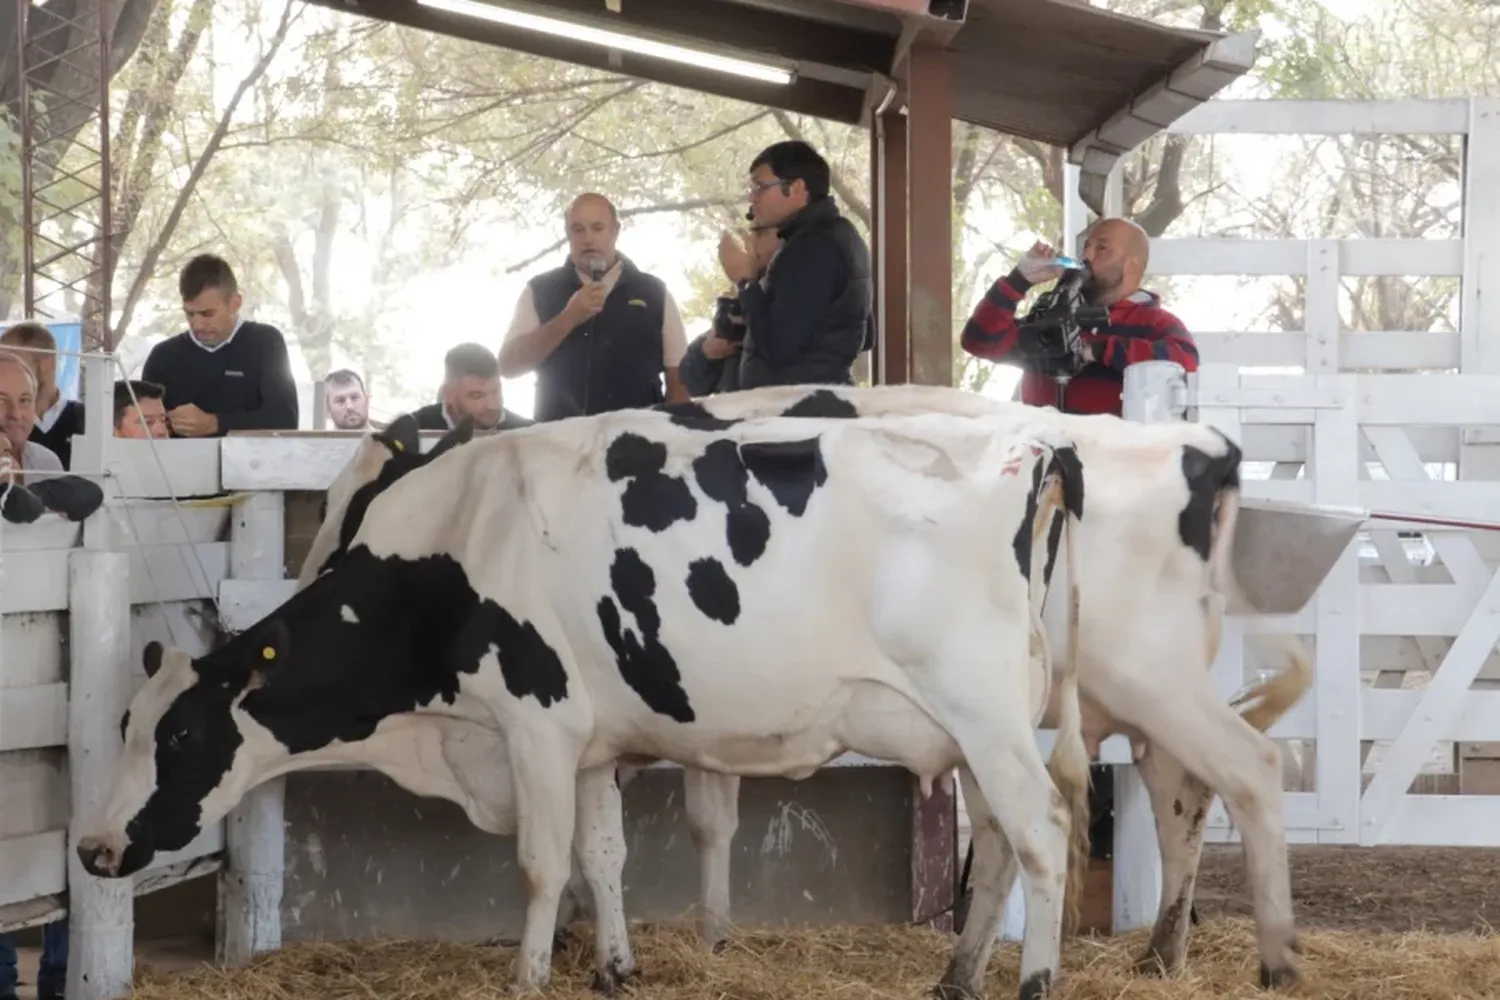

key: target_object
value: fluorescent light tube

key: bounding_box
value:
[415,0,796,85]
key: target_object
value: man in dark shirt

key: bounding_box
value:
[411,342,532,432]
[141,254,299,436]
[718,140,874,389]
[0,321,85,468]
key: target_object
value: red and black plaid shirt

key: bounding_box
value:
[960,267,1199,416]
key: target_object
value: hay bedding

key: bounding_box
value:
[126,918,1500,1000]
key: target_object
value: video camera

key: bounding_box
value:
[1014,266,1110,380]
[712,293,747,342]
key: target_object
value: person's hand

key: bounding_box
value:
[1016,240,1065,284]
[565,281,608,326]
[701,332,743,361]
[167,403,219,437]
[718,231,757,284]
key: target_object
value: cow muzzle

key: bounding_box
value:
[76,835,127,878]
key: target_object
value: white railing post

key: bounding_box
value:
[65,547,134,1000]
[217,490,286,965]
[65,352,133,1000]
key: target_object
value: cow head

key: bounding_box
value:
[298,412,476,588]
[78,542,506,878]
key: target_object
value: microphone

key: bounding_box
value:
[588,256,607,283]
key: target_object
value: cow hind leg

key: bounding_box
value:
[508,729,583,993]
[573,764,637,994]
[936,765,1022,1000]
[1133,743,1215,976]
[924,707,1068,998]
[1113,675,1299,988]
[683,768,740,952]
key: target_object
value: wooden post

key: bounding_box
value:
[217,491,286,965]
[65,549,134,1000]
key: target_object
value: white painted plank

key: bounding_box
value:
[1357,373,1500,425]
[0,830,65,906]
[105,501,231,547]
[1152,238,1461,278]
[1359,569,1500,843]
[0,516,81,552]
[1167,98,1470,136]
[1244,478,1500,523]
[220,431,450,491]
[0,683,68,751]
[1375,795,1500,847]
[1203,792,1322,836]
[128,542,229,605]
[0,750,68,839]
[94,436,223,499]
[0,613,65,686]
[0,550,69,613]
[1194,331,1460,371]
[1243,583,1500,637]
[218,579,299,632]
[1239,425,1459,464]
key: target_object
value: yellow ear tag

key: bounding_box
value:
[391,440,404,452]
[262,646,277,661]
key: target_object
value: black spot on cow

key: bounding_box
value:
[692,439,771,566]
[778,388,859,420]
[114,544,569,872]
[605,432,698,532]
[740,438,828,516]
[596,548,695,723]
[321,413,476,575]
[655,399,739,432]
[686,557,740,625]
[1011,445,1083,585]
[1178,430,1242,561]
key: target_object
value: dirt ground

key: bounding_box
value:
[1194,843,1500,934]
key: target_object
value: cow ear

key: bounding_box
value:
[246,618,292,687]
[376,413,421,457]
[143,641,164,678]
[428,420,475,462]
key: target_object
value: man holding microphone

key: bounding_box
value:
[499,192,690,421]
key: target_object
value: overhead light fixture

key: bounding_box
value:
[415,0,796,85]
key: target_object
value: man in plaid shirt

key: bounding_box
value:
[960,217,1198,416]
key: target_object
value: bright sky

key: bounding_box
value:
[118,0,1416,425]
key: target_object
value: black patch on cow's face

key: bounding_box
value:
[605,432,698,532]
[320,419,476,576]
[778,388,859,420]
[1178,433,1242,561]
[655,400,739,432]
[686,556,740,625]
[740,438,827,517]
[122,546,569,861]
[596,548,695,723]
[691,439,772,567]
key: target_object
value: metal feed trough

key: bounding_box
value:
[1229,497,1368,616]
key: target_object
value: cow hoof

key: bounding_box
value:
[1018,969,1053,1000]
[710,938,729,956]
[1259,962,1300,990]
[1289,934,1305,955]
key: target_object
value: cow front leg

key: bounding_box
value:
[574,764,637,994]
[509,731,580,993]
[683,768,739,952]
[1133,743,1215,976]
[934,765,1021,1000]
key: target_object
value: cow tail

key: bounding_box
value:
[1039,450,1090,937]
[1211,480,1316,732]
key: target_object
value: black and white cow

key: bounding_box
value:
[78,402,1093,1000]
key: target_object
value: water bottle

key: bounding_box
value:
[1049,255,1082,269]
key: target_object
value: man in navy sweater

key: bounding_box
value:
[142,254,299,436]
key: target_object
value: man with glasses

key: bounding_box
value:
[717,140,874,389]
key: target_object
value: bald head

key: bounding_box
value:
[564,192,621,273]
[1082,216,1150,305]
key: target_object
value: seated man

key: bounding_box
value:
[114,379,169,439]
[0,350,63,480]
[141,253,299,436]
[0,321,85,468]
[0,350,105,525]
[411,343,532,432]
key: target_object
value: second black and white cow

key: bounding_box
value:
[79,404,1092,1000]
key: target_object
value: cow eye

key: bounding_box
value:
[167,730,188,750]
